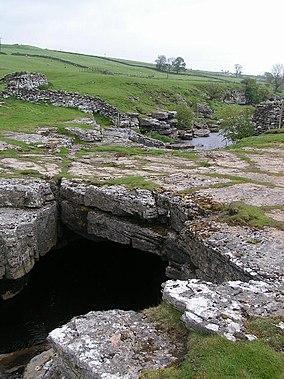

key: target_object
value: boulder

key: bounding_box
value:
[46,310,178,379]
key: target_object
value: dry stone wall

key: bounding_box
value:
[253,99,284,133]
[0,72,125,123]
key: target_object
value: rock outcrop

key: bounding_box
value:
[0,179,58,299]
[138,110,178,136]
[29,310,178,379]
[163,279,284,341]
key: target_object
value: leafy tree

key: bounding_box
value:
[172,57,186,74]
[235,64,242,77]
[155,55,167,71]
[265,64,284,94]
[176,104,193,129]
[241,78,270,105]
[220,106,254,141]
[205,83,225,101]
[166,57,175,78]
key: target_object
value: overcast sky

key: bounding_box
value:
[1,0,283,75]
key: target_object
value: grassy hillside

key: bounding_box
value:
[0,44,241,114]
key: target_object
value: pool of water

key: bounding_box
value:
[192,132,232,150]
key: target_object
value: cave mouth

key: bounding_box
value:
[0,236,167,354]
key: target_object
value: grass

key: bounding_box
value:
[0,44,242,114]
[103,175,159,190]
[227,132,284,149]
[222,201,284,230]
[142,303,284,379]
[144,131,174,143]
[0,97,86,132]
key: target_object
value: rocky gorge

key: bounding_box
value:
[0,72,283,378]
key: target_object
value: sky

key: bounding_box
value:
[1,0,283,75]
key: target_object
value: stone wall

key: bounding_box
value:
[0,72,125,123]
[253,99,284,134]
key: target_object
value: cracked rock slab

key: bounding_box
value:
[48,310,177,379]
[163,279,284,341]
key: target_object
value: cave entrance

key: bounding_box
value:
[0,236,167,354]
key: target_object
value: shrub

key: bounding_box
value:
[220,106,254,141]
[176,104,193,129]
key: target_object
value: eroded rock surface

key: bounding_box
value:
[163,279,284,341]
[43,310,177,379]
[0,179,58,299]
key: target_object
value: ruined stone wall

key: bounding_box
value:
[253,99,284,134]
[0,72,124,122]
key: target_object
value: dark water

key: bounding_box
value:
[0,237,167,354]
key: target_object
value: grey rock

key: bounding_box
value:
[87,210,165,254]
[253,99,284,134]
[0,178,54,208]
[48,310,178,379]
[196,103,212,118]
[163,278,284,341]
[65,127,102,142]
[84,184,159,219]
[0,204,57,298]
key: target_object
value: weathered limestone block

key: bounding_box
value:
[0,178,54,208]
[87,210,165,254]
[60,179,87,205]
[150,110,169,120]
[65,127,102,142]
[196,103,212,118]
[23,349,57,379]
[0,205,57,278]
[204,222,284,281]
[60,200,89,237]
[48,310,178,379]
[84,184,163,220]
[163,279,284,341]
[0,204,57,298]
[163,226,252,283]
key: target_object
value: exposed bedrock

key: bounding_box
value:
[1,177,283,299]
[59,179,254,284]
[0,179,58,299]
[1,177,283,378]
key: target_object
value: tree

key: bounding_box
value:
[176,104,193,129]
[155,55,167,71]
[235,64,242,78]
[166,57,175,78]
[241,78,270,105]
[172,57,186,74]
[265,64,284,94]
[220,106,254,141]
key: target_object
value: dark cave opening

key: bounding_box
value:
[0,236,168,354]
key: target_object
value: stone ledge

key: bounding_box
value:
[163,278,284,341]
[47,310,178,379]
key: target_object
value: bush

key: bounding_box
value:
[220,106,254,141]
[176,104,193,129]
[241,78,271,105]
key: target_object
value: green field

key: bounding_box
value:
[0,44,242,114]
